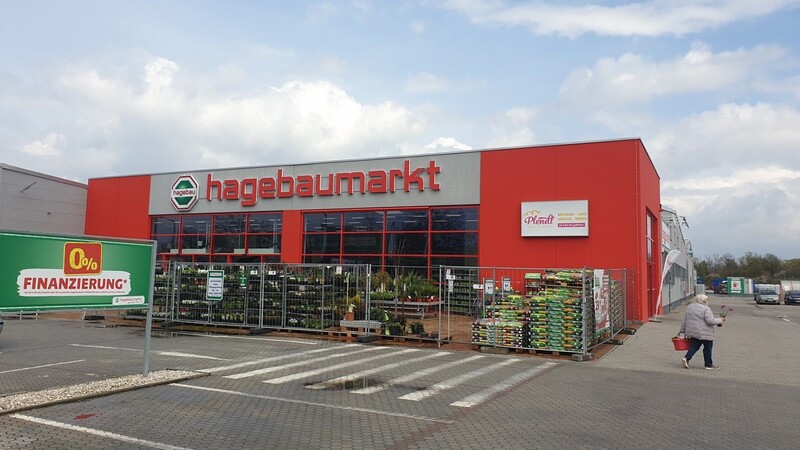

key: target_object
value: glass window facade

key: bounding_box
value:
[150,213,282,264]
[150,207,478,273]
[303,207,478,277]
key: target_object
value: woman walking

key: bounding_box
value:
[679,294,725,370]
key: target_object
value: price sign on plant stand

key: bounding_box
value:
[207,270,224,301]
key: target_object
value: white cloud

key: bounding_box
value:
[649,103,800,178]
[663,177,800,258]
[405,72,449,93]
[21,132,64,156]
[410,20,426,35]
[308,1,371,22]
[559,42,787,106]
[483,106,538,148]
[1,54,434,180]
[436,0,800,37]
[647,103,800,258]
[250,44,296,60]
[422,137,472,152]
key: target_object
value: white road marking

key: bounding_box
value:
[174,384,454,424]
[193,334,319,345]
[71,344,139,352]
[263,348,420,384]
[155,352,226,360]
[204,346,354,373]
[305,351,448,390]
[224,346,387,379]
[351,354,485,394]
[70,344,227,360]
[11,414,193,450]
[450,361,558,407]
[0,360,86,374]
[399,358,519,401]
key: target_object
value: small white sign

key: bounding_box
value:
[206,270,224,301]
[484,279,495,295]
[112,296,145,305]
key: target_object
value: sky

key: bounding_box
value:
[1,0,799,260]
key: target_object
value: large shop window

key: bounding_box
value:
[302,207,478,276]
[150,213,282,263]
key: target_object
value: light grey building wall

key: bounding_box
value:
[0,164,87,236]
[660,205,697,312]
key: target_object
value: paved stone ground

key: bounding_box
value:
[1,294,798,449]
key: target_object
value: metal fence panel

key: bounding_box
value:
[138,262,632,356]
[440,265,634,354]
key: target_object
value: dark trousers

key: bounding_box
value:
[685,338,714,367]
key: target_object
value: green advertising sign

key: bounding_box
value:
[0,231,154,311]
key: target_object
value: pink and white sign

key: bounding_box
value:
[521,200,589,237]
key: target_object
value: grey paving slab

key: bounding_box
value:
[595,294,800,387]
[1,297,799,450]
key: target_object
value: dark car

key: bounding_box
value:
[0,317,4,336]
[785,290,800,305]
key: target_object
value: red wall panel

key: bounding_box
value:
[479,139,660,321]
[85,176,151,239]
[282,210,303,263]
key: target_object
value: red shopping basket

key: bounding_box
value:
[672,337,691,351]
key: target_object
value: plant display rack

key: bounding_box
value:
[472,293,528,347]
[471,269,591,353]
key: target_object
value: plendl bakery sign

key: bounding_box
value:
[0,231,154,311]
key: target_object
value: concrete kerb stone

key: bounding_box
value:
[0,369,207,416]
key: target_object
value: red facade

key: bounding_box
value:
[477,140,661,321]
[84,139,661,321]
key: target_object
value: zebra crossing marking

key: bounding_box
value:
[398,358,519,401]
[263,348,420,384]
[224,346,387,379]
[204,345,360,373]
[450,361,558,407]
[351,354,485,395]
[305,351,448,390]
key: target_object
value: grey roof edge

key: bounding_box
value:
[0,163,88,189]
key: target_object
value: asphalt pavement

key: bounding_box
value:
[1,294,798,450]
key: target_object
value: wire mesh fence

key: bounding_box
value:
[122,261,632,355]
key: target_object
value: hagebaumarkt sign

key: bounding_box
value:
[0,231,154,311]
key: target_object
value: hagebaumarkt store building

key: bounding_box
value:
[85,138,661,323]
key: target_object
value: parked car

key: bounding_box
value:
[755,288,780,304]
[0,317,4,336]
[785,290,800,305]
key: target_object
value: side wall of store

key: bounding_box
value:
[1,164,88,236]
[478,140,661,321]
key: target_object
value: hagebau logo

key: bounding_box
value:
[171,175,198,211]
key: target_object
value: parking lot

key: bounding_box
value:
[2,295,800,449]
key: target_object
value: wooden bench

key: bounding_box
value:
[338,319,383,335]
[371,300,440,319]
